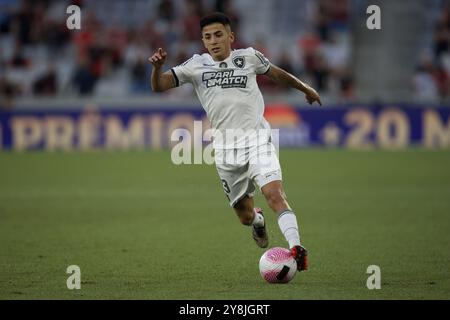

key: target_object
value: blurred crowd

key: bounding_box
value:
[413,2,450,101]
[0,0,353,108]
[256,0,353,99]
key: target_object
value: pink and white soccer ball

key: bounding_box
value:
[259,247,297,283]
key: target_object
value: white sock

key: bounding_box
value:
[251,209,265,227]
[277,210,301,248]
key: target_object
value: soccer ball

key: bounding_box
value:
[259,247,297,283]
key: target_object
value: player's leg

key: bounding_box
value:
[259,180,300,243]
[260,180,308,271]
[250,143,308,271]
[260,180,289,213]
[233,195,268,248]
[233,194,255,225]
[215,149,268,248]
[261,180,301,249]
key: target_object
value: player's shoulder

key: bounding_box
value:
[177,53,209,68]
[232,47,269,64]
[232,47,258,57]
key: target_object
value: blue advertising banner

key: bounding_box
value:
[0,104,449,150]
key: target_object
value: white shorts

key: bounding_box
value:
[215,142,282,207]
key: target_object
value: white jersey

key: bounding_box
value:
[171,47,272,149]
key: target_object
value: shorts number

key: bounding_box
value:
[221,179,231,194]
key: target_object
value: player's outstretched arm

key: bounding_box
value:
[149,48,176,92]
[265,64,322,106]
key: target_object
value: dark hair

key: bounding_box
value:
[200,12,231,31]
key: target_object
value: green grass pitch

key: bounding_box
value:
[0,149,449,299]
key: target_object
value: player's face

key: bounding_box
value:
[202,23,234,61]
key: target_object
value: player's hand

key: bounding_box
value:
[305,87,322,106]
[149,48,167,68]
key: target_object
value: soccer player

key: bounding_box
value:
[149,12,321,271]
